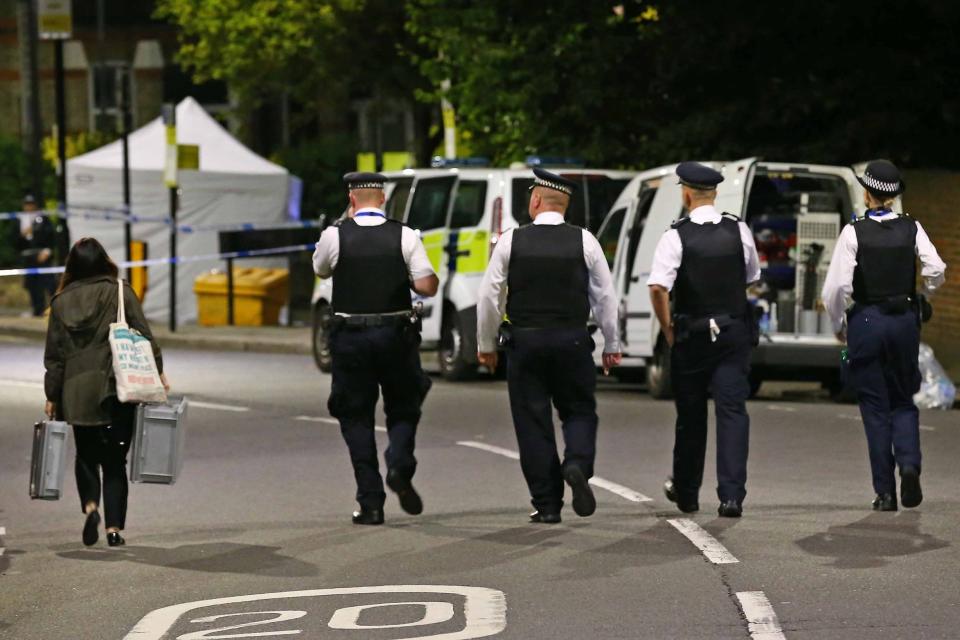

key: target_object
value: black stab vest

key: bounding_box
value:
[506,223,590,329]
[852,215,917,304]
[332,218,412,314]
[673,217,746,318]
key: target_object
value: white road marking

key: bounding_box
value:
[586,477,653,503]
[295,416,387,432]
[123,585,507,640]
[667,518,739,564]
[735,591,787,639]
[295,415,339,425]
[457,441,519,460]
[765,405,797,412]
[457,441,653,502]
[189,400,249,413]
[837,413,860,421]
[0,526,5,535]
[920,425,936,432]
[328,601,454,629]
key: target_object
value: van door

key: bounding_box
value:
[406,175,457,347]
[715,157,759,216]
[623,177,682,357]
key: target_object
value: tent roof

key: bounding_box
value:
[68,97,287,176]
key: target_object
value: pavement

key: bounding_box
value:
[1,341,959,639]
[0,313,312,355]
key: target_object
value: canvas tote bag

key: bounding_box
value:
[109,280,167,404]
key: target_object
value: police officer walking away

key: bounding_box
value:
[477,168,622,524]
[647,162,761,518]
[313,172,439,525]
[821,160,946,512]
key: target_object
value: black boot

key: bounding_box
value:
[82,511,100,547]
[900,466,923,509]
[386,468,423,515]
[872,493,898,511]
[664,477,699,513]
[106,532,126,547]
[352,507,385,525]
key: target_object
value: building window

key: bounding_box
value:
[90,61,129,133]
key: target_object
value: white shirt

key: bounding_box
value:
[646,205,762,290]
[820,212,946,333]
[312,207,436,282]
[476,211,621,354]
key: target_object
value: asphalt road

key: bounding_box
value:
[1,336,959,639]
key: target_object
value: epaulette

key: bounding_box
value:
[721,212,740,222]
[670,216,691,229]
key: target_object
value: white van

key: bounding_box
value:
[593,158,870,398]
[312,164,637,379]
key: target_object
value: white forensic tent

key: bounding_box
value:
[67,97,291,325]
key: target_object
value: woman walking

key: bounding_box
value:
[43,238,169,546]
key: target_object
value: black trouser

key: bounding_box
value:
[25,273,56,316]
[73,402,136,530]
[670,320,752,505]
[847,304,922,495]
[506,327,598,513]
[328,324,427,510]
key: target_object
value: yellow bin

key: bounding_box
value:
[193,267,290,326]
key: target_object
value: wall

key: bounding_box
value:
[903,170,960,381]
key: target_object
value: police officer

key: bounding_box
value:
[313,172,439,525]
[821,160,946,512]
[477,168,622,524]
[18,195,59,316]
[647,162,761,518]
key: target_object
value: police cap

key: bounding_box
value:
[343,171,386,190]
[857,159,905,197]
[676,161,724,190]
[529,167,577,196]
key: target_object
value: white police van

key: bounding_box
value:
[593,158,874,398]
[312,160,637,379]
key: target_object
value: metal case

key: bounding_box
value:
[29,421,70,500]
[130,396,188,484]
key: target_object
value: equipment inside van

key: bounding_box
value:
[594,159,873,398]
[312,164,636,379]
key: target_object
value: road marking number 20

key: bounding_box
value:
[125,585,507,640]
[177,603,457,639]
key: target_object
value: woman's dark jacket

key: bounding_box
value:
[44,276,163,426]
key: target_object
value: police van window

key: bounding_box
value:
[407,176,456,231]
[384,178,413,221]
[624,184,658,293]
[584,176,632,235]
[596,207,626,268]
[449,180,488,229]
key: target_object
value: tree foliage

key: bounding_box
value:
[407,0,960,169]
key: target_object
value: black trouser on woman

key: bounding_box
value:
[73,402,136,530]
[846,304,922,495]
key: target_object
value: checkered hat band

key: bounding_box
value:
[862,173,899,193]
[534,178,573,195]
[349,182,384,190]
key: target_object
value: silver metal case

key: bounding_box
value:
[29,421,70,500]
[130,396,188,484]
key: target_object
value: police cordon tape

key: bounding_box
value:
[0,243,316,277]
[0,206,326,234]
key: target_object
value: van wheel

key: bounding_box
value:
[312,302,333,373]
[439,308,475,381]
[646,340,672,399]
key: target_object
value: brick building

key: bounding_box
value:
[904,171,960,381]
[0,1,226,146]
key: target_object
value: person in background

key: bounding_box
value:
[821,160,946,512]
[43,237,169,546]
[18,195,57,316]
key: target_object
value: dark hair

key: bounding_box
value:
[57,237,119,293]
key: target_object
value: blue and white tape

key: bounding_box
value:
[0,206,325,234]
[0,243,316,278]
